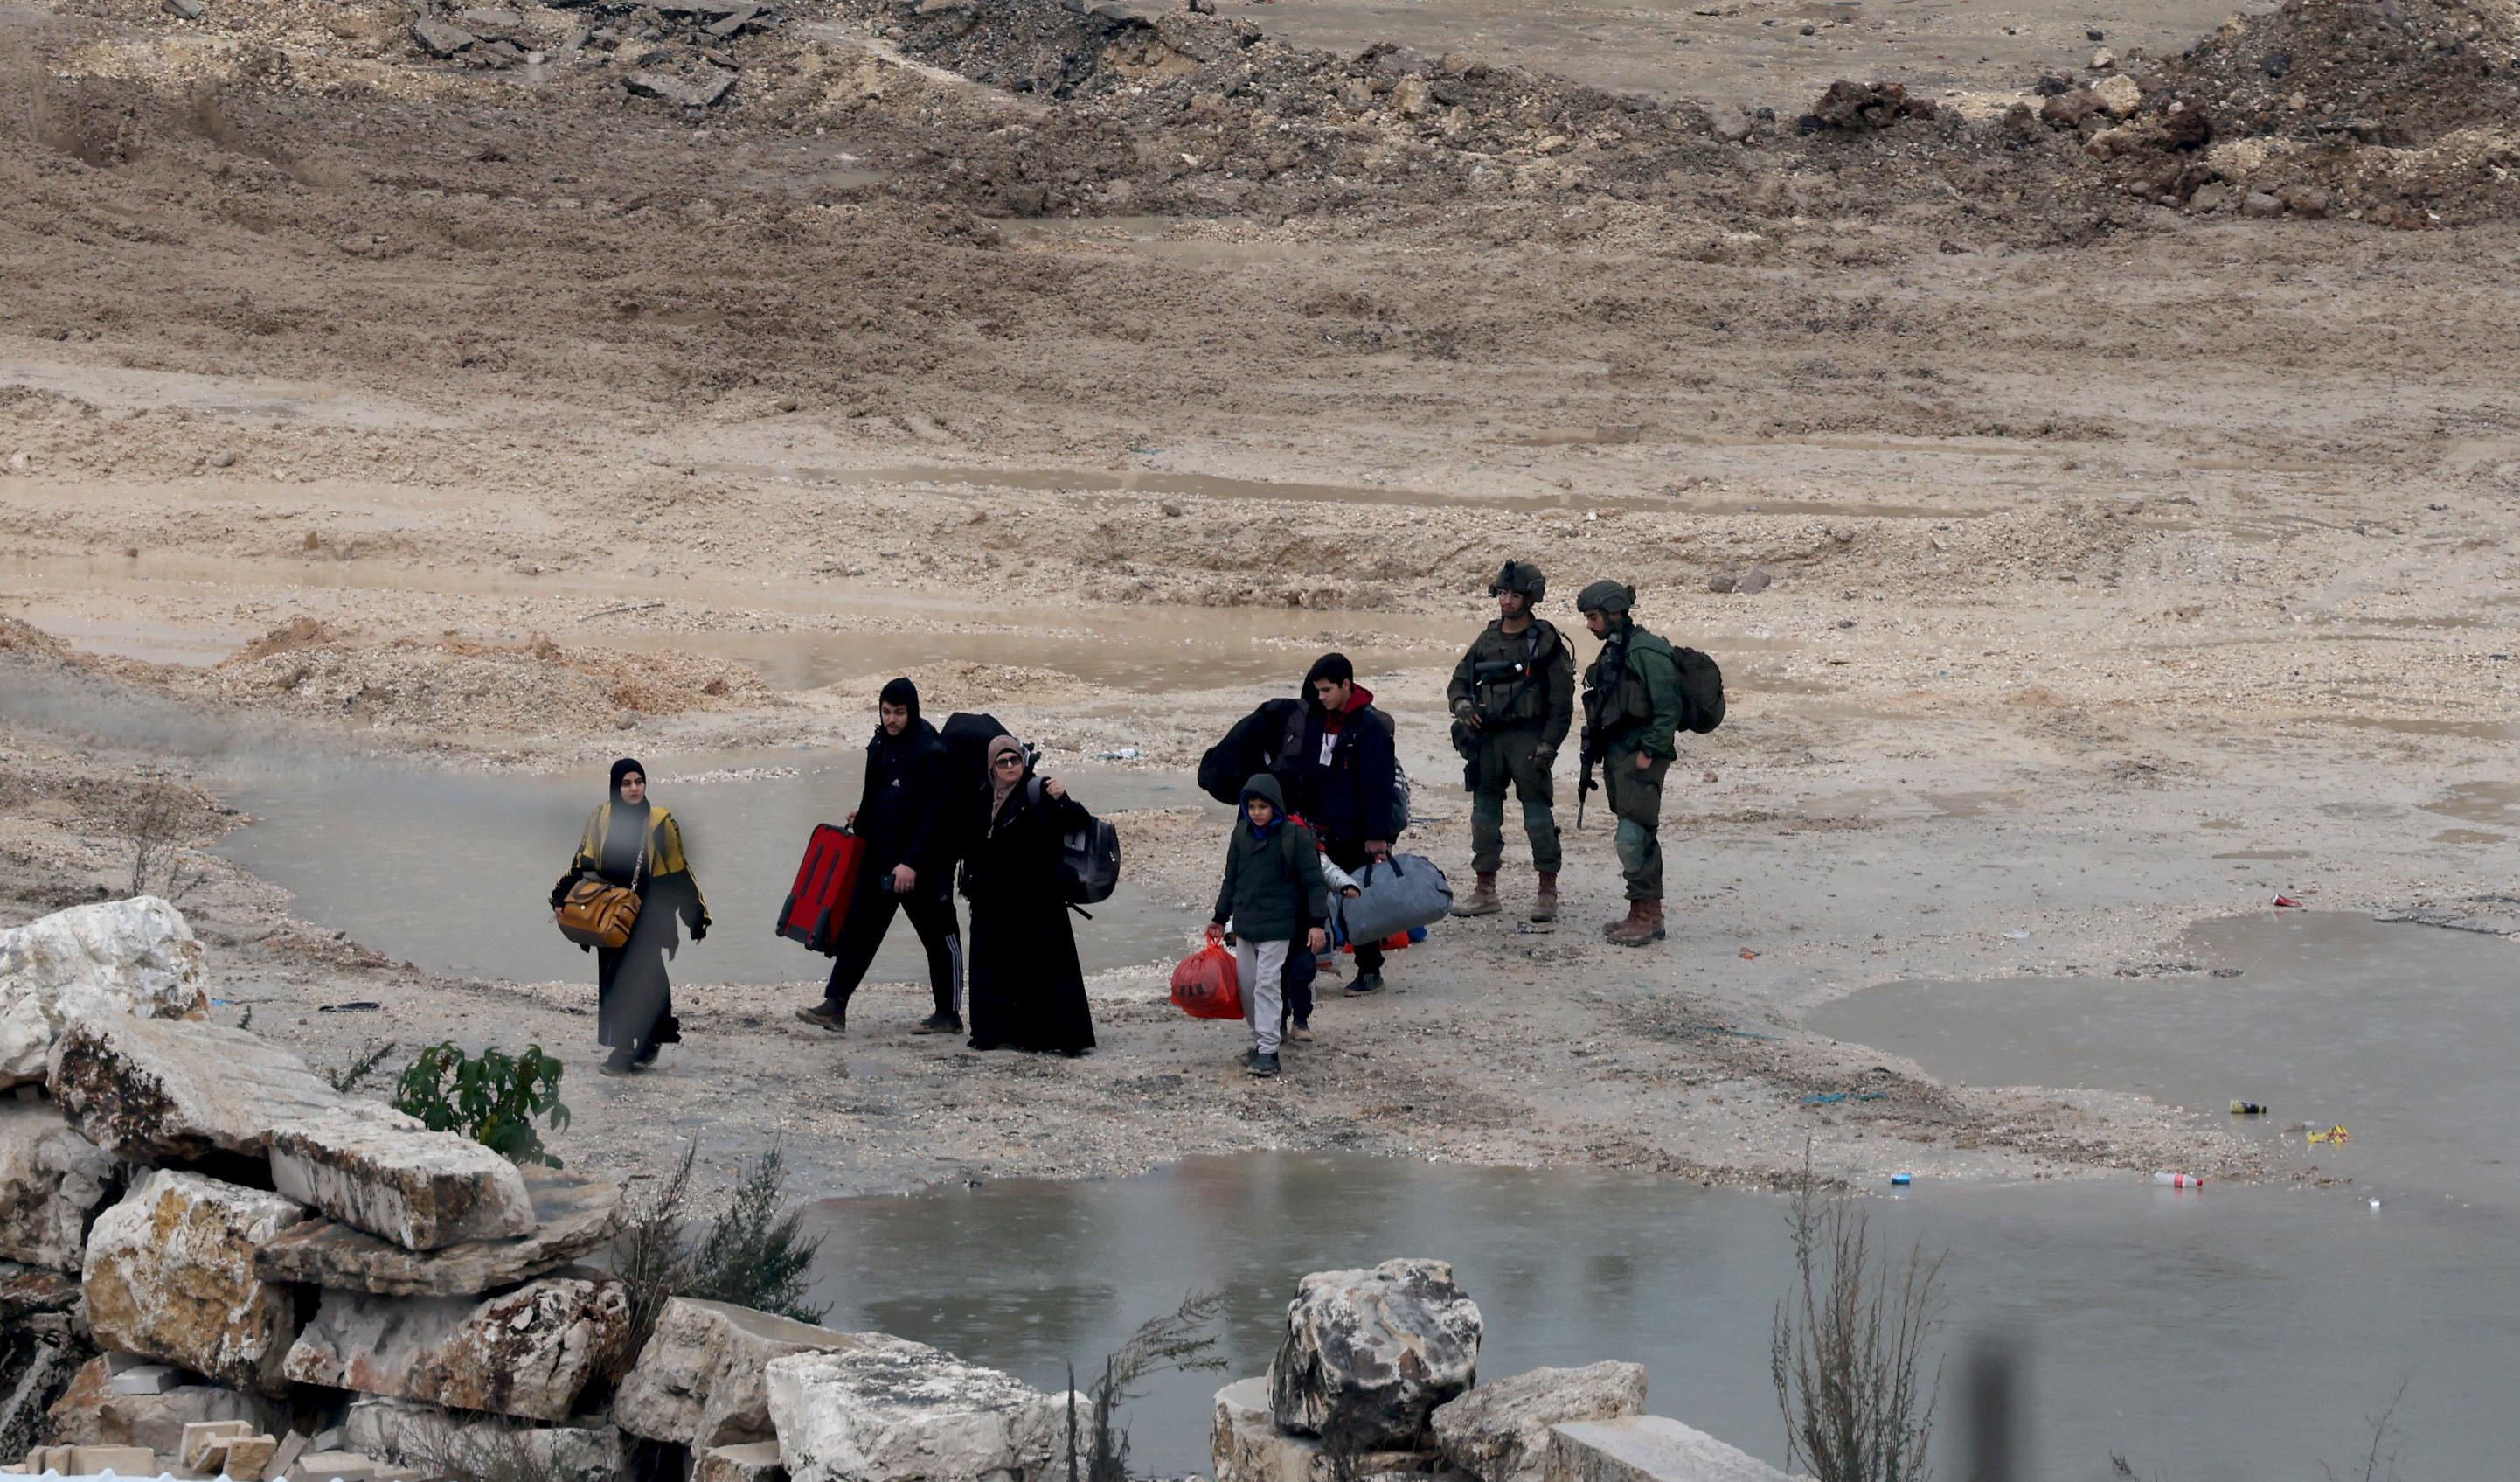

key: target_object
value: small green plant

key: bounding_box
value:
[685,1145,828,1323]
[392,1041,571,1167]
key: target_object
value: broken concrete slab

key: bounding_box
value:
[1541,1417,1795,1482]
[0,1099,115,1271]
[341,1396,629,1482]
[283,1277,629,1422]
[695,1442,787,1482]
[621,69,735,108]
[614,1298,863,1448]
[81,1170,310,1396]
[1432,1364,1648,1482]
[455,7,523,28]
[703,6,759,36]
[256,1162,625,1296]
[765,1338,1085,1482]
[47,1356,288,1454]
[48,1014,375,1164]
[181,1419,257,1471]
[0,896,205,1089]
[267,1109,536,1253]
[412,17,476,55]
[1268,1258,1482,1448]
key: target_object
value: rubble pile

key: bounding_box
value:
[0,893,1115,1482]
[1217,1258,1785,1482]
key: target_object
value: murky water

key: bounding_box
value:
[1806,911,2520,1209]
[214,755,1229,985]
[801,1152,2514,1482]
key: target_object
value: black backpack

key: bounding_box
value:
[1675,648,1725,734]
[1030,778,1121,906]
[1197,698,1305,806]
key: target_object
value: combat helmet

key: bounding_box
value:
[1489,560,1546,604]
[1575,579,1635,614]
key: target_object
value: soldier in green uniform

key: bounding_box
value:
[1576,580,1683,947]
[1446,561,1575,922]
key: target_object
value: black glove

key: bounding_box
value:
[689,916,710,942]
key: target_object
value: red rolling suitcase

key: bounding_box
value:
[778,824,864,955]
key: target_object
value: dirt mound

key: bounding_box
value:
[234,616,352,660]
[816,661,1116,712]
[153,637,780,737]
[0,616,76,661]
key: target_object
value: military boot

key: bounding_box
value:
[1453,873,1503,916]
[1607,900,1666,947]
[1530,873,1559,922]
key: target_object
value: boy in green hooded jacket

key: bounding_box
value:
[1209,772,1329,1078]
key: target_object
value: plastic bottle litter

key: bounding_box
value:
[2230,1100,2268,1117]
[1890,1172,1913,1186]
[2153,1172,2205,1187]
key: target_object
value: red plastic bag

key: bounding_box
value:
[1170,929,1244,1020]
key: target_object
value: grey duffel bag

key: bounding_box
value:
[1337,852,1454,944]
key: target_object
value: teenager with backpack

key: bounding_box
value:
[795,678,965,1036]
[1209,774,1329,1078]
[1292,653,1401,995]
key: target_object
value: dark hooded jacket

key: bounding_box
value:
[855,715,953,876]
[1294,682,1399,843]
[1211,773,1330,943]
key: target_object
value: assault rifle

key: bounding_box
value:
[1576,732,1601,830]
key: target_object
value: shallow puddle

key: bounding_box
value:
[2417,779,2520,825]
[214,754,1230,985]
[801,1151,2514,1482]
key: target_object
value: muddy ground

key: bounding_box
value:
[4,0,2517,1203]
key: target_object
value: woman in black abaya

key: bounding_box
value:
[552,758,711,1075]
[961,735,1095,1056]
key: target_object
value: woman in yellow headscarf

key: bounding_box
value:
[550,758,711,1076]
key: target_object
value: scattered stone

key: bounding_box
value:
[765,1338,1084,1482]
[1268,1259,1482,1449]
[696,1441,788,1482]
[0,1101,114,1271]
[161,0,205,17]
[622,70,737,108]
[341,1395,629,1482]
[480,38,528,64]
[1734,568,1772,595]
[49,1013,362,1163]
[1803,79,1935,131]
[2090,46,2115,68]
[455,7,523,29]
[1710,112,1753,143]
[283,1277,630,1422]
[2241,191,2283,219]
[2187,181,2230,213]
[1705,574,1736,595]
[267,1109,537,1253]
[257,1163,626,1297]
[82,1170,311,1395]
[1392,75,1431,116]
[615,1298,864,1448]
[412,17,476,55]
[207,450,237,468]
[704,5,760,36]
[46,1356,289,1452]
[0,896,205,1089]
[2279,184,2329,219]
[1543,1416,1794,1482]
[2040,88,2105,129]
[2090,73,2142,116]
[1431,1364,1648,1482]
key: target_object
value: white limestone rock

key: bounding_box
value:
[765,1338,1087,1482]
[81,1169,310,1395]
[342,1395,630,1482]
[1268,1259,1482,1449]
[267,1108,537,1252]
[283,1277,629,1421]
[1541,1417,1794,1482]
[0,897,205,1088]
[256,1163,627,1297]
[1431,1364,1649,1482]
[49,1013,370,1163]
[695,1442,788,1482]
[0,1099,115,1270]
[614,1298,864,1447]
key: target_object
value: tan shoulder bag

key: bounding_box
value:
[556,818,644,950]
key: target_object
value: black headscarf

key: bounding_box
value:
[602,758,651,881]
[879,677,920,720]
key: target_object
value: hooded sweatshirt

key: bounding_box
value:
[1211,773,1330,942]
[856,714,953,875]
[1295,682,1399,843]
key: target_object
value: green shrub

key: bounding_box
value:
[392,1042,572,1167]
[607,1142,828,1378]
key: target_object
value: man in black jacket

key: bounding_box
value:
[1292,653,1400,996]
[796,678,965,1036]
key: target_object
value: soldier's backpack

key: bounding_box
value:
[1030,778,1121,907]
[1198,698,1305,805]
[1675,648,1725,734]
